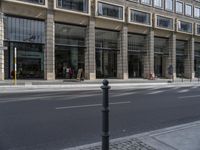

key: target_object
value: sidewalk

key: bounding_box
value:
[65,120,200,150]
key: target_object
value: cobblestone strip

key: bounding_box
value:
[68,138,156,150]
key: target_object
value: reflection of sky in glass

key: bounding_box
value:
[5,16,45,43]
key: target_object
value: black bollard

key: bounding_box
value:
[101,80,110,150]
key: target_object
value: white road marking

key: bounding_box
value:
[111,92,136,97]
[55,101,131,110]
[178,95,200,99]
[0,94,101,103]
[147,91,164,95]
[177,89,189,93]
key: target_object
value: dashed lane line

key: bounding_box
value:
[55,101,131,110]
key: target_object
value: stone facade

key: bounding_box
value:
[1,0,200,80]
[44,0,55,80]
[0,7,4,80]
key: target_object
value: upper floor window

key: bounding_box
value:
[141,0,152,5]
[194,7,200,18]
[154,0,163,8]
[176,1,183,14]
[130,9,151,25]
[178,20,192,33]
[97,2,123,20]
[57,0,89,13]
[157,15,173,29]
[196,24,200,35]
[19,0,45,5]
[185,4,192,17]
[165,0,173,11]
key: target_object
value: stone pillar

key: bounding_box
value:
[166,33,176,79]
[184,37,194,79]
[144,29,154,79]
[0,11,4,81]
[85,19,96,80]
[117,25,128,79]
[44,0,55,80]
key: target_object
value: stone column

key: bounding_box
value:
[117,25,128,79]
[144,29,154,79]
[0,11,4,81]
[184,37,194,79]
[166,33,176,79]
[85,19,96,80]
[44,0,55,80]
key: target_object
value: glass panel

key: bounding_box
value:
[55,23,86,47]
[197,25,200,35]
[141,0,151,5]
[176,1,183,14]
[178,21,192,33]
[157,16,173,29]
[194,7,200,18]
[57,0,88,13]
[98,2,123,20]
[95,29,119,50]
[185,4,192,16]
[154,0,163,8]
[194,42,200,77]
[130,10,150,25]
[165,0,173,11]
[18,0,45,5]
[176,40,187,77]
[128,34,146,52]
[128,54,143,78]
[9,42,44,79]
[5,16,45,43]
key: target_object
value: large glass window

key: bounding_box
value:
[141,0,152,5]
[57,0,89,13]
[195,42,200,77]
[165,0,173,11]
[96,29,119,78]
[194,7,200,18]
[176,40,187,77]
[196,24,200,35]
[157,15,173,29]
[154,0,163,8]
[4,16,45,79]
[97,2,123,20]
[55,23,86,79]
[130,9,151,25]
[176,1,183,14]
[5,16,45,43]
[185,4,192,16]
[177,20,192,33]
[18,0,45,5]
[128,34,146,78]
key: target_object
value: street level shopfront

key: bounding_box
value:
[55,23,85,79]
[4,16,45,79]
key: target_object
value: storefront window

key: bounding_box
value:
[154,37,169,77]
[4,16,45,79]
[195,42,200,77]
[176,40,187,77]
[96,29,119,78]
[128,34,146,78]
[55,23,86,79]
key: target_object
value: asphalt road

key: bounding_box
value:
[1,86,200,150]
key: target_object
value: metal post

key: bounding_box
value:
[14,47,17,85]
[101,80,110,150]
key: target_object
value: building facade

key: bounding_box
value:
[0,0,200,80]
